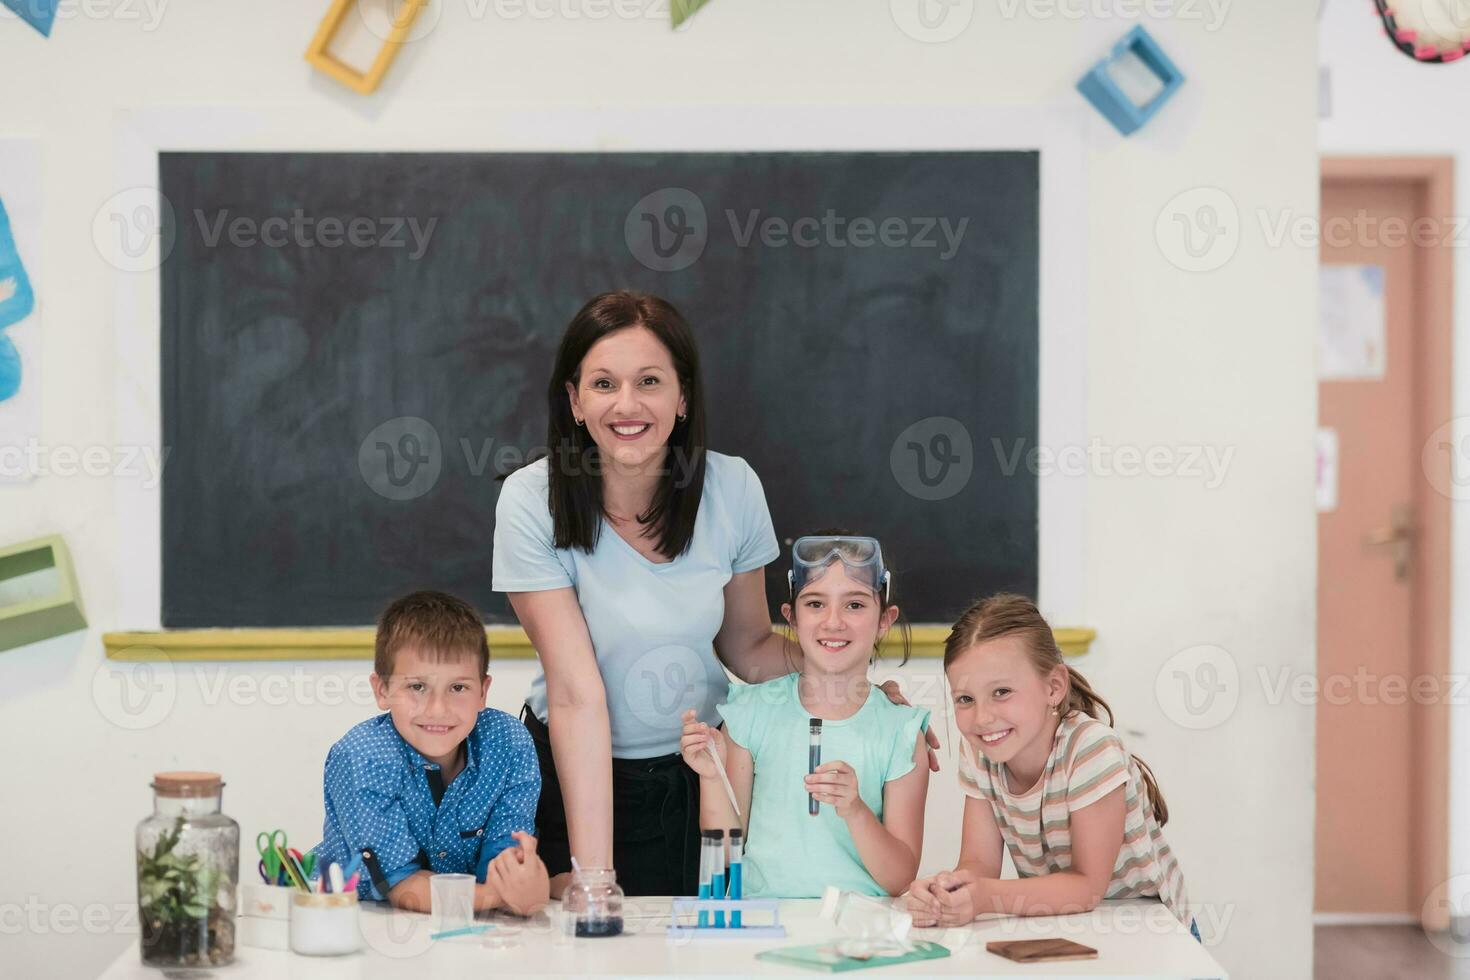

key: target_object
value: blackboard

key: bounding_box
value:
[160,151,1038,627]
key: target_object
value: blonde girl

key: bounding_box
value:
[906,594,1196,939]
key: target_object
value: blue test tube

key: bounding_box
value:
[710,829,726,928]
[729,828,744,928]
[697,831,714,928]
[808,718,823,816]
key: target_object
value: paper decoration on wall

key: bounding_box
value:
[0,140,41,480]
[1316,428,1339,513]
[1374,0,1470,63]
[672,0,714,28]
[1319,264,1386,381]
[0,198,35,332]
[1,0,58,37]
[0,193,33,401]
[1076,26,1184,136]
[0,535,87,653]
[306,0,430,95]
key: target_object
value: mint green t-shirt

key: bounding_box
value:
[717,673,930,898]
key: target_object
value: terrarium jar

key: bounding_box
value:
[562,867,624,937]
[135,771,239,967]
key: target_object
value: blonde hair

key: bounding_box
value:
[943,593,1169,825]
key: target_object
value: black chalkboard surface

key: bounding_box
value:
[160,151,1038,628]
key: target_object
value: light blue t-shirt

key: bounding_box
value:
[491,451,780,759]
[719,673,931,898]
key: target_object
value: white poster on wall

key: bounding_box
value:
[1316,427,1338,513]
[1318,263,1385,381]
[0,140,41,483]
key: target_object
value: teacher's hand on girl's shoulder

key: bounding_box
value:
[679,708,725,780]
[877,680,943,772]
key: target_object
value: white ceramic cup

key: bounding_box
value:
[289,891,360,956]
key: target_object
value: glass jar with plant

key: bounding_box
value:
[135,771,239,967]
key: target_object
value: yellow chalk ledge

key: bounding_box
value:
[104,626,1096,662]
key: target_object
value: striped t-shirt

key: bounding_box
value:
[956,710,1189,923]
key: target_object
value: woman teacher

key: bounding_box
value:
[492,290,938,896]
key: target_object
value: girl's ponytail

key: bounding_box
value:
[944,594,1170,826]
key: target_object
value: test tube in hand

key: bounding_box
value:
[808,718,823,816]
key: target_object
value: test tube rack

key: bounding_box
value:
[666,898,786,940]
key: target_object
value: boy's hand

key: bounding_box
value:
[679,709,726,781]
[804,760,864,820]
[486,831,549,916]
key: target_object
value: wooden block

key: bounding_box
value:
[102,625,1098,662]
[304,0,429,96]
[0,535,86,653]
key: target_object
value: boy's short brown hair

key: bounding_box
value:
[374,591,490,678]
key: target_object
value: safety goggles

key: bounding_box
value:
[786,535,890,603]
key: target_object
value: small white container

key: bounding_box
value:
[289,891,361,956]
[238,883,294,951]
[241,883,295,920]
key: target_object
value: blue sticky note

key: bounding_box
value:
[2,0,58,37]
[0,195,35,331]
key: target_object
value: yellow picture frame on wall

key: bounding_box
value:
[305,0,429,96]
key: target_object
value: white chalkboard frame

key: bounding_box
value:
[109,104,1087,642]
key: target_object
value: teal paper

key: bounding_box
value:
[756,940,952,973]
[2,0,59,37]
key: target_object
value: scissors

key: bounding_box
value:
[256,830,287,884]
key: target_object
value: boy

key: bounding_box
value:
[313,590,549,915]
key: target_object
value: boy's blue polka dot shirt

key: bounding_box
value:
[312,708,540,900]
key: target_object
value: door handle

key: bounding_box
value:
[1364,503,1415,581]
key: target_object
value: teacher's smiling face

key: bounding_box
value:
[566,325,688,473]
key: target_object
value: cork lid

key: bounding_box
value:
[152,771,224,797]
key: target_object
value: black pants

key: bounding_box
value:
[521,705,700,897]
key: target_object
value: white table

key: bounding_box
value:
[99,898,1228,978]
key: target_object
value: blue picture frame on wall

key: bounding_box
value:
[1077,26,1186,136]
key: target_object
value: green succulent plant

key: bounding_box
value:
[138,816,219,932]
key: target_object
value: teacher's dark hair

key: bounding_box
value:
[544,290,707,559]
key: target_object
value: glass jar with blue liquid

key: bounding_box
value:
[563,867,624,937]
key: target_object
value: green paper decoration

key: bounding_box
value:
[672,0,713,28]
[0,534,87,653]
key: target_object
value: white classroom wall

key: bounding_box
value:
[0,2,1317,977]
[1318,0,1470,912]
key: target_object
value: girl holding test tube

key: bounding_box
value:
[680,534,931,898]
